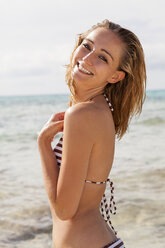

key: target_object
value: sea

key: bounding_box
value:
[0,90,165,248]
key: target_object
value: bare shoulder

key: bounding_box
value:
[65,102,98,119]
[65,102,103,127]
[64,102,114,142]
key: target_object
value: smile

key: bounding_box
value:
[77,62,93,75]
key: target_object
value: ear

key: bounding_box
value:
[107,70,125,84]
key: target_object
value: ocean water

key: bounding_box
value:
[0,90,165,248]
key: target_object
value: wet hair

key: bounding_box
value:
[65,19,146,139]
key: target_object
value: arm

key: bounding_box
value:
[38,137,59,201]
[38,105,95,220]
[53,105,95,220]
[37,112,65,206]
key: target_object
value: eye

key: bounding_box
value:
[83,43,91,50]
[99,56,108,63]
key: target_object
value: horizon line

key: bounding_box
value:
[0,89,165,97]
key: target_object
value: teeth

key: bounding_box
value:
[78,63,92,75]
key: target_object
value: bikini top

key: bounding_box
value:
[53,93,117,235]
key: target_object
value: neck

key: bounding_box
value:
[72,89,105,104]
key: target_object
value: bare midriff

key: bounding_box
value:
[51,207,117,248]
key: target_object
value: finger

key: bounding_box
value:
[43,120,64,133]
[49,120,64,134]
[50,112,65,121]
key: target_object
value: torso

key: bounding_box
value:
[51,95,117,248]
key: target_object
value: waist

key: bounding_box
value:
[52,206,101,225]
[52,208,117,247]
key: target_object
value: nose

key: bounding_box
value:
[82,51,94,66]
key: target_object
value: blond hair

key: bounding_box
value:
[65,19,147,139]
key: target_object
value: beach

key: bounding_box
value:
[0,90,165,248]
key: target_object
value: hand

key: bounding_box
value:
[38,111,65,143]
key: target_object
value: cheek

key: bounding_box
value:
[72,47,88,64]
[72,49,79,66]
[97,66,112,81]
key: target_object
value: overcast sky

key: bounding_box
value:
[0,0,165,96]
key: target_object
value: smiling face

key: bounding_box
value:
[71,27,125,94]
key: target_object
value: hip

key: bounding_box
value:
[52,210,118,248]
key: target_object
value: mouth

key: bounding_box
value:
[77,62,94,75]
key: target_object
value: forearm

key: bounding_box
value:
[37,137,59,203]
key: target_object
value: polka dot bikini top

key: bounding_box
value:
[53,93,117,235]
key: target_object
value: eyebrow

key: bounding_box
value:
[85,38,114,61]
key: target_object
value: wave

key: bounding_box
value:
[146,89,165,100]
[135,117,165,126]
[0,132,38,142]
[7,224,52,243]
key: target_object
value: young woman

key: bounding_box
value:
[37,19,146,248]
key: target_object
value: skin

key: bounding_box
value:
[38,28,125,248]
[71,27,125,102]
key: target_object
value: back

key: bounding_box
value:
[54,96,116,218]
[85,103,115,183]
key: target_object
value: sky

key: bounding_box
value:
[0,0,165,96]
